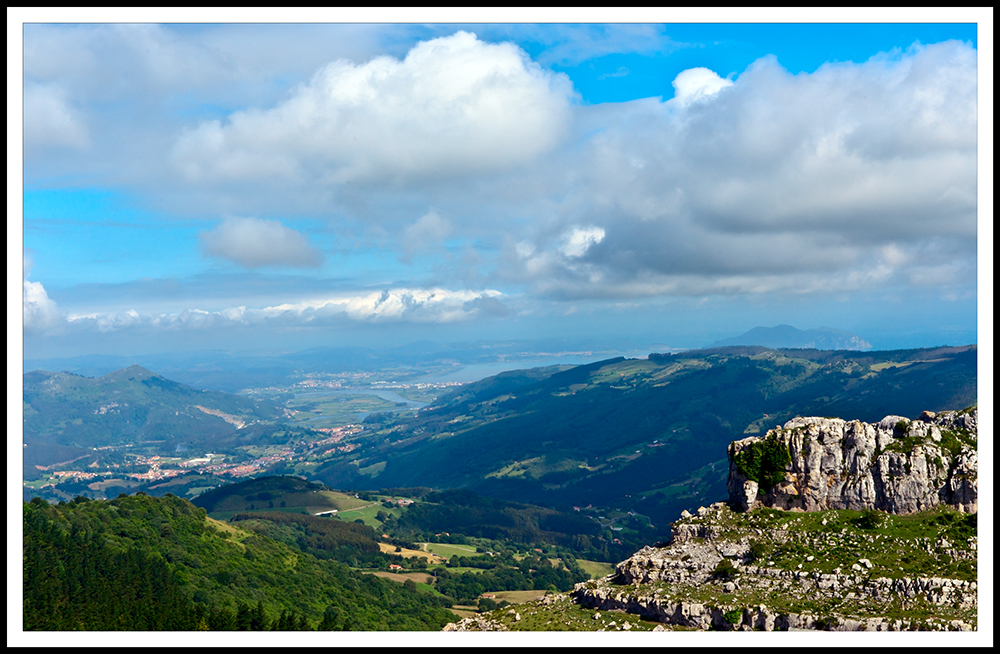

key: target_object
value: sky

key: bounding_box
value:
[13,10,992,360]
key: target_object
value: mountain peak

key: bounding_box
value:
[710,325,872,351]
[99,364,158,382]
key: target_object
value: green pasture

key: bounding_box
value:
[420,542,482,558]
[575,559,615,579]
[287,394,409,428]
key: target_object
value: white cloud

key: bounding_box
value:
[23,82,89,148]
[667,67,733,108]
[499,41,977,301]
[560,226,605,258]
[63,287,506,332]
[265,288,503,323]
[171,31,575,184]
[23,281,62,333]
[22,255,62,333]
[200,217,323,268]
[19,26,979,317]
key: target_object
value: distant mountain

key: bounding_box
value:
[22,364,282,470]
[312,345,976,529]
[710,325,872,350]
[22,338,631,393]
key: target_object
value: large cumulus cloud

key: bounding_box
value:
[172,31,576,185]
[502,41,977,300]
[23,254,62,333]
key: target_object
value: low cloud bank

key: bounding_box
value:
[62,287,507,333]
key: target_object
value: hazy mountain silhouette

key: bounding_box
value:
[710,325,872,351]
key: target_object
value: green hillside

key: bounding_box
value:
[22,364,282,471]
[191,477,655,563]
[22,493,456,631]
[190,475,375,519]
[312,345,976,528]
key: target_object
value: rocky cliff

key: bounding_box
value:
[727,408,977,515]
[445,408,978,632]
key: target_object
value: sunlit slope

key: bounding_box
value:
[313,346,976,523]
[191,475,369,517]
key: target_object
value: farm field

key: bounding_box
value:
[333,502,401,527]
[370,571,435,585]
[377,543,442,562]
[575,559,615,579]
[486,590,548,604]
[289,397,402,428]
[419,542,482,558]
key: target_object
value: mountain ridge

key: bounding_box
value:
[313,344,976,527]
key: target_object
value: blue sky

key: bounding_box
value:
[14,12,989,359]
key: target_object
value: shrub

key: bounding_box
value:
[855,509,883,530]
[815,616,839,630]
[747,541,770,563]
[712,559,739,581]
[724,609,743,625]
[734,433,791,492]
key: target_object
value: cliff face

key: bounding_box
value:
[727,409,977,515]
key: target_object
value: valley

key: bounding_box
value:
[20,343,980,633]
[18,19,983,640]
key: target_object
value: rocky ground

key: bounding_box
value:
[446,502,977,632]
[571,502,976,631]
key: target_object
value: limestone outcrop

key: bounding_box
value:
[446,408,978,632]
[570,501,977,631]
[727,408,977,514]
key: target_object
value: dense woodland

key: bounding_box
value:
[227,511,389,568]
[22,494,456,631]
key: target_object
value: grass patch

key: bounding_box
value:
[421,542,482,558]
